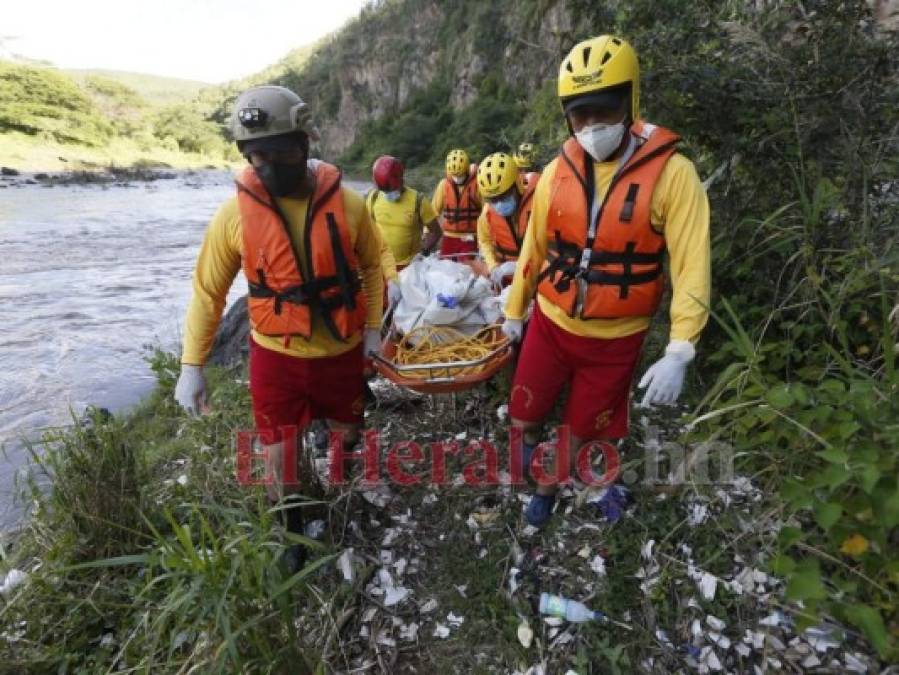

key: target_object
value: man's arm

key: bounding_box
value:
[345,188,385,329]
[503,163,555,320]
[418,194,442,254]
[476,206,499,271]
[431,178,446,229]
[181,198,243,365]
[380,236,398,282]
[657,155,711,344]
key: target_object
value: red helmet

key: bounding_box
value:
[372,155,404,191]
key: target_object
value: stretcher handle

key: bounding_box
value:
[370,339,511,381]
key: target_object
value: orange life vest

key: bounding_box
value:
[441,174,481,234]
[484,180,537,263]
[236,161,366,341]
[537,121,679,319]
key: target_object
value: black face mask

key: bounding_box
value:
[256,161,306,197]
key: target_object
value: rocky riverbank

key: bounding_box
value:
[0,164,195,188]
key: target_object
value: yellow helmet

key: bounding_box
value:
[445,149,470,178]
[477,152,519,199]
[513,142,534,169]
[558,35,639,121]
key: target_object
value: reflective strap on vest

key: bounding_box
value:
[326,212,358,311]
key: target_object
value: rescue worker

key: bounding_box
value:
[476,152,536,286]
[501,36,711,527]
[432,149,482,259]
[368,154,441,306]
[513,142,540,190]
[173,85,385,569]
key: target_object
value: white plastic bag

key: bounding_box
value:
[392,256,498,338]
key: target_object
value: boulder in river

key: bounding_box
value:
[208,295,249,367]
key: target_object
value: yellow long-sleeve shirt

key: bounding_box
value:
[431,177,481,239]
[181,184,384,365]
[504,152,710,343]
[380,236,398,282]
[476,206,498,270]
[368,188,438,265]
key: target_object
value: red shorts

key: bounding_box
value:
[509,303,646,440]
[249,337,365,440]
[439,235,478,259]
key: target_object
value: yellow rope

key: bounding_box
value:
[393,324,507,379]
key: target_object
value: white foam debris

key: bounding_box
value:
[589,555,606,577]
[383,585,411,607]
[0,569,28,596]
[447,612,465,626]
[706,615,726,632]
[698,572,717,600]
[399,622,419,641]
[688,502,709,526]
[337,548,355,582]
[509,567,521,594]
[517,619,534,648]
[432,623,450,639]
[758,611,783,627]
[699,646,723,671]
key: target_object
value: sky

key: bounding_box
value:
[1,0,368,83]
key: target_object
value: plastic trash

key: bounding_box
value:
[588,484,631,522]
[304,519,326,540]
[0,568,28,596]
[436,293,459,308]
[539,593,605,623]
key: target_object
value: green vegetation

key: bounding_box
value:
[67,69,210,107]
[0,354,336,671]
[0,61,114,147]
[0,0,897,670]
[0,61,235,171]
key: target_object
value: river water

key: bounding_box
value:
[0,171,369,531]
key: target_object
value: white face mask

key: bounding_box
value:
[575,119,627,162]
[384,189,402,202]
[452,175,466,185]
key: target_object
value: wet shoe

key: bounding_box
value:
[525,493,556,527]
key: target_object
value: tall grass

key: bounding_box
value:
[1,353,338,673]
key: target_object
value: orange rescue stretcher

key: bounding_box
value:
[371,253,514,394]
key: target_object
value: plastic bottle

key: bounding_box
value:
[538,592,605,623]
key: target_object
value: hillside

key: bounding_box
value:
[65,69,211,106]
[0,61,235,171]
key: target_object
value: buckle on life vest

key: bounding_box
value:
[619,183,639,223]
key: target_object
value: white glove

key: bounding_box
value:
[364,328,382,358]
[174,364,207,414]
[387,279,402,307]
[501,318,524,343]
[638,340,695,406]
[490,261,517,285]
